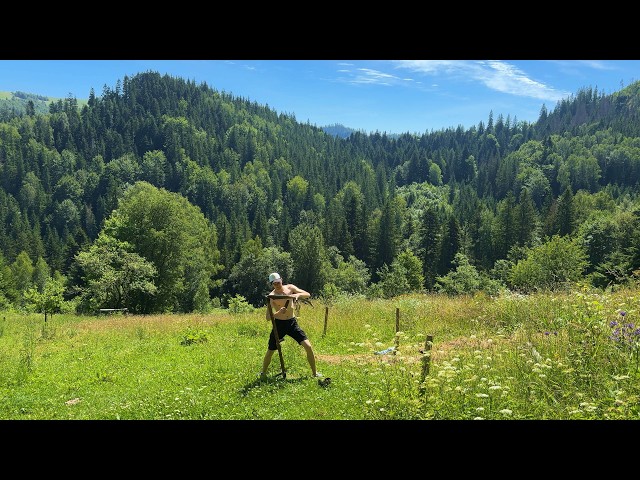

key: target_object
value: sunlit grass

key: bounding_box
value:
[1,287,640,419]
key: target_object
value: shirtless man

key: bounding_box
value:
[259,272,321,378]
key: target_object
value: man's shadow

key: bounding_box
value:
[240,374,309,396]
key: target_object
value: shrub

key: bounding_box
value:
[228,294,254,314]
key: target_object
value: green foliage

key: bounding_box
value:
[318,282,340,303]
[429,163,443,186]
[288,223,327,293]
[227,294,254,314]
[227,244,293,307]
[179,326,209,346]
[74,232,158,313]
[372,249,426,299]
[375,263,410,299]
[435,253,482,295]
[325,254,370,295]
[396,249,424,292]
[0,253,16,307]
[23,277,66,318]
[509,235,589,292]
[0,91,53,120]
[31,257,50,294]
[101,181,223,313]
[11,251,34,305]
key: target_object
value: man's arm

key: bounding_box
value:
[288,284,311,301]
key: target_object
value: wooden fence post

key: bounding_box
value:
[323,306,328,337]
[419,335,434,393]
[394,307,400,354]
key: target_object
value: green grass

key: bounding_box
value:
[1,286,640,420]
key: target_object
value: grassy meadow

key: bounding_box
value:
[1,285,640,420]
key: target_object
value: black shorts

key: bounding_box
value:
[268,317,308,350]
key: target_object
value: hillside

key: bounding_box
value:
[1,71,640,314]
[0,90,87,119]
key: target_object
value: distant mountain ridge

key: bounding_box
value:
[0,92,398,138]
[320,123,361,138]
[0,91,86,119]
[320,122,402,139]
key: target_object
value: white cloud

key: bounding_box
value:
[392,60,570,102]
[348,68,402,86]
[555,60,616,71]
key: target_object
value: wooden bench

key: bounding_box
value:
[98,308,128,315]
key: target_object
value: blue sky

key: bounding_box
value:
[1,60,639,135]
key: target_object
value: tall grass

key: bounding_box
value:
[1,286,639,420]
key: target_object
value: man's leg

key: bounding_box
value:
[300,339,318,376]
[261,349,276,376]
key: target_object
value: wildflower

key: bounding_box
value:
[476,393,489,398]
[499,409,513,416]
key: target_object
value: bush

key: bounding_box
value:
[228,294,254,314]
[435,253,481,295]
[509,235,588,292]
[179,327,208,346]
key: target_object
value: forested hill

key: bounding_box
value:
[2,70,640,314]
[537,81,640,137]
[0,91,83,119]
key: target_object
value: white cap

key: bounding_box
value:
[268,272,282,283]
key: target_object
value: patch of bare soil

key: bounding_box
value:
[317,336,506,365]
[317,345,426,366]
